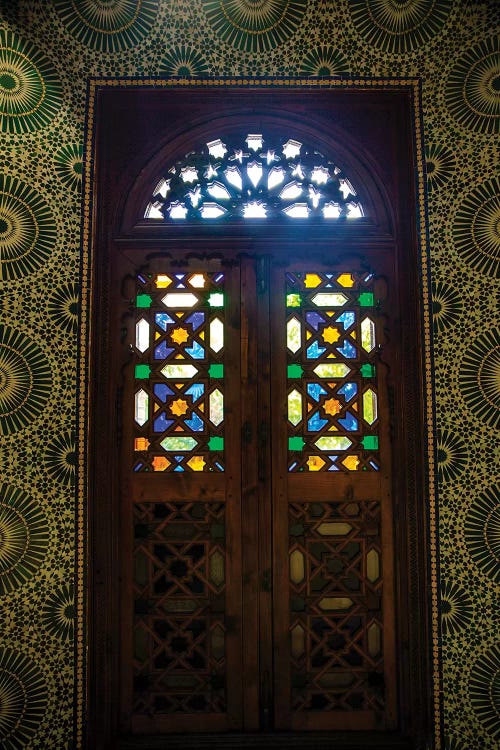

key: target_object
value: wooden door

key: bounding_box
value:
[116,246,396,736]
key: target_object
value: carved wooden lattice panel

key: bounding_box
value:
[133,271,225,473]
[133,502,226,715]
[288,500,384,713]
[286,271,379,473]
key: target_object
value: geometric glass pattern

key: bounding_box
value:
[133,271,225,472]
[286,272,380,472]
[144,135,364,222]
[133,502,226,714]
[289,500,384,712]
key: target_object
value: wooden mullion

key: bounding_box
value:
[269,264,292,730]
[256,255,273,729]
[240,257,261,729]
[224,261,244,728]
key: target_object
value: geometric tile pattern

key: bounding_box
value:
[0,0,498,747]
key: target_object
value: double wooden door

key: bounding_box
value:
[119,247,397,736]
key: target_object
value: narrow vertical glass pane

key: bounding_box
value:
[210,318,224,352]
[135,318,150,352]
[287,389,302,426]
[291,624,305,659]
[135,389,148,426]
[290,549,305,584]
[287,317,301,352]
[363,388,378,424]
[209,389,224,426]
[361,317,376,352]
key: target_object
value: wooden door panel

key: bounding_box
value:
[271,262,396,731]
[119,257,244,733]
[117,252,397,734]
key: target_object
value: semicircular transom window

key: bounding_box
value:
[144,134,364,222]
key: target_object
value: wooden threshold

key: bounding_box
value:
[118,730,415,750]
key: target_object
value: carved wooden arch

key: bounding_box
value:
[116,111,395,238]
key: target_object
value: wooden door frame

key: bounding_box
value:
[84,80,435,750]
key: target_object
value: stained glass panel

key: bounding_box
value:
[286,271,380,472]
[133,271,225,472]
[144,134,364,222]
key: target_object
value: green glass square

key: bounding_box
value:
[287,293,301,307]
[209,363,224,378]
[288,436,305,451]
[135,364,151,379]
[208,436,224,451]
[358,292,374,307]
[136,293,152,308]
[287,364,304,379]
[362,435,379,450]
[360,364,375,378]
[208,293,224,307]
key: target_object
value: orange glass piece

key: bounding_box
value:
[188,273,206,288]
[323,398,342,416]
[187,455,206,471]
[155,274,172,288]
[170,398,189,417]
[304,273,322,288]
[307,455,325,471]
[134,437,150,451]
[342,455,360,471]
[170,327,189,345]
[322,326,341,344]
[152,456,170,471]
[336,273,355,288]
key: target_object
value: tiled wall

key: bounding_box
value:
[0,2,498,748]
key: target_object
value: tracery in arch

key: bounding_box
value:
[144,134,364,222]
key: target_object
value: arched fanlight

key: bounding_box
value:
[144,134,364,221]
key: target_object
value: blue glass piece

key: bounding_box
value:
[336,311,355,330]
[153,414,174,433]
[327,457,339,471]
[185,340,205,359]
[154,383,174,402]
[137,274,147,284]
[289,461,298,471]
[338,382,357,401]
[184,413,204,431]
[369,460,380,471]
[307,341,326,359]
[174,455,184,462]
[308,411,328,431]
[155,312,175,330]
[154,342,174,359]
[286,272,296,284]
[214,273,224,283]
[185,311,205,330]
[336,340,357,358]
[215,461,224,471]
[134,463,143,471]
[174,465,184,471]
[185,383,204,400]
[307,383,327,402]
[306,311,325,330]
[338,412,358,431]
